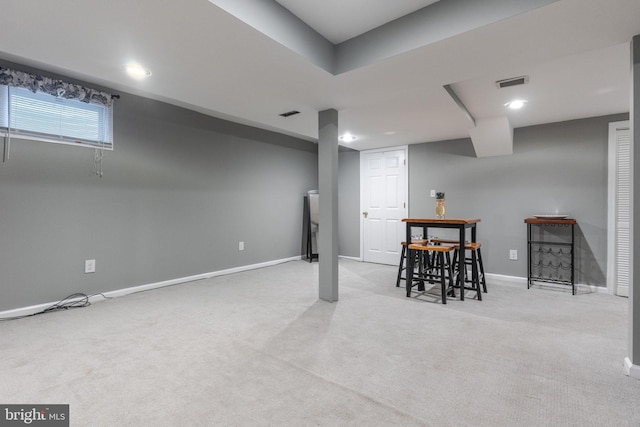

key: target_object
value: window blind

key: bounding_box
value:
[0,85,113,149]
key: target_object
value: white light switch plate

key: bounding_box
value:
[85,259,96,273]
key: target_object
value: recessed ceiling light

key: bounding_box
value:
[384,131,396,135]
[505,99,527,109]
[124,63,152,79]
[339,133,357,142]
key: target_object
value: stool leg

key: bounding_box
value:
[455,250,465,297]
[438,252,447,304]
[472,250,481,301]
[406,247,414,298]
[417,249,426,291]
[445,251,455,298]
[396,245,406,287]
[477,248,487,293]
[451,248,458,293]
[452,248,459,273]
[428,251,437,282]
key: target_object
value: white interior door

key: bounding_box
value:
[607,121,630,297]
[360,147,408,265]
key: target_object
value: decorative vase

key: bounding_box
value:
[435,192,445,219]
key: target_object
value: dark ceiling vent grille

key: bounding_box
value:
[496,75,529,89]
[279,110,300,118]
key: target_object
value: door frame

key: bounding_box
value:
[359,145,409,264]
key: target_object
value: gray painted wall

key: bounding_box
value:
[0,89,319,311]
[409,114,628,286]
[338,151,360,258]
[0,60,623,311]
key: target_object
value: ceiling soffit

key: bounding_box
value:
[209,0,560,75]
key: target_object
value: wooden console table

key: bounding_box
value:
[525,218,576,294]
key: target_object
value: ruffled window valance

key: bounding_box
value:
[0,67,116,107]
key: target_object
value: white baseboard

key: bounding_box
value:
[624,357,640,380]
[485,273,527,284]
[577,284,611,294]
[484,273,609,294]
[339,255,363,262]
[616,285,629,297]
[0,256,302,319]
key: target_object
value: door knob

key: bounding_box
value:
[363,211,368,218]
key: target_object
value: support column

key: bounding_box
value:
[318,109,339,302]
[626,35,640,380]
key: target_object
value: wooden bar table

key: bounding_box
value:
[402,218,481,301]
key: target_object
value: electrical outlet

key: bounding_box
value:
[85,259,96,273]
[239,241,244,251]
[430,189,436,198]
[509,250,518,260]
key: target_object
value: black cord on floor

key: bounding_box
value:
[0,293,113,321]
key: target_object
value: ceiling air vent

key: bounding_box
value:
[279,110,300,118]
[495,75,529,89]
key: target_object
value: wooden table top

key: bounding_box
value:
[402,218,481,224]
[524,218,576,225]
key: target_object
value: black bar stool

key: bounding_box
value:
[407,244,455,304]
[396,239,426,287]
[451,242,486,300]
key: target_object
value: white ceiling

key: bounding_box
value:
[274,0,440,44]
[0,0,638,152]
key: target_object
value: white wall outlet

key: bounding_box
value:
[509,250,518,260]
[430,189,436,198]
[85,259,96,273]
[239,241,244,251]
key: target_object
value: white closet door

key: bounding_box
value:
[360,147,408,265]
[608,121,630,297]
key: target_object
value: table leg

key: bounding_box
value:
[417,226,428,291]
[471,224,481,300]
[527,224,531,289]
[406,223,413,297]
[459,226,465,301]
[571,223,575,295]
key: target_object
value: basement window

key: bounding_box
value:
[0,68,115,150]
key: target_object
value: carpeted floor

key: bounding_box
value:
[1,259,638,426]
